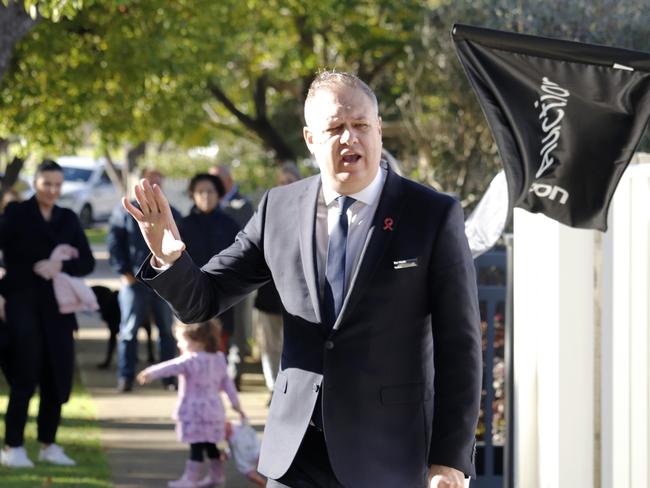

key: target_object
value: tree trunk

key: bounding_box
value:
[208,81,296,163]
[104,152,126,196]
[126,141,146,173]
[0,137,9,157]
[123,142,146,199]
[0,1,38,85]
[0,155,25,204]
[251,117,297,162]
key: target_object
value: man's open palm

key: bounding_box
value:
[122,179,185,266]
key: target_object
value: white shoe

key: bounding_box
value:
[38,444,76,466]
[0,446,35,468]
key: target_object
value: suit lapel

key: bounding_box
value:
[332,167,404,331]
[298,176,323,324]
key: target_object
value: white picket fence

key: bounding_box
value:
[512,154,650,488]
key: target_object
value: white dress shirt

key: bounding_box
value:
[316,167,387,297]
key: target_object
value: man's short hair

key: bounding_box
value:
[35,159,63,176]
[304,71,379,122]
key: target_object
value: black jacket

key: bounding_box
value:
[0,197,95,401]
[0,197,95,302]
[179,206,240,332]
[179,206,240,268]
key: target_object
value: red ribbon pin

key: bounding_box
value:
[383,217,394,231]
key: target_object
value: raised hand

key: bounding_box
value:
[122,179,185,266]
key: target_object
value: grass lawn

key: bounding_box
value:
[0,372,112,487]
[83,227,108,247]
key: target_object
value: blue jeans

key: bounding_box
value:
[117,282,176,380]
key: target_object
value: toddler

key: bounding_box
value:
[138,319,245,487]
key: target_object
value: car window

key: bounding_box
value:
[99,171,112,185]
[61,167,93,182]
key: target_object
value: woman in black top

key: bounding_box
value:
[0,160,95,468]
[178,173,240,348]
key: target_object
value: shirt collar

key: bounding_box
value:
[322,165,385,208]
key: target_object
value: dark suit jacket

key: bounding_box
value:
[140,167,481,487]
[254,280,282,314]
[0,197,95,402]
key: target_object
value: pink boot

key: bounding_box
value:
[168,460,203,488]
[197,458,225,487]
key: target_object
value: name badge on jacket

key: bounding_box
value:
[393,258,418,270]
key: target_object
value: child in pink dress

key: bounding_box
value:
[137,319,245,488]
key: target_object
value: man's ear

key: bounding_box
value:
[378,116,382,138]
[303,126,314,154]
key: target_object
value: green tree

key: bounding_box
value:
[0,0,88,198]
[0,0,87,84]
[4,0,650,206]
[0,2,35,87]
[0,0,426,165]
[393,0,650,206]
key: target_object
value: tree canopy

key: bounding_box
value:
[0,1,424,155]
[1,0,650,203]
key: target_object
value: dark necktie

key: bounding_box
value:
[323,196,356,329]
[311,195,355,431]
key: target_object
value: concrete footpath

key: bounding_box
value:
[77,246,270,487]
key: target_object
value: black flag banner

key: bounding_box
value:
[452,24,650,230]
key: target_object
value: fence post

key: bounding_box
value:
[513,209,595,488]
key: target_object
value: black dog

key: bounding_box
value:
[91,285,156,369]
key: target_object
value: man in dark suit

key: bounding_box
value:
[125,72,481,488]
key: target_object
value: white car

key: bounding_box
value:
[56,156,123,227]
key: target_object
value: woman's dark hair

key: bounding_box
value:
[176,319,222,353]
[187,173,225,198]
[35,159,63,176]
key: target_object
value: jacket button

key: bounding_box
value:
[324,340,334,350]
[313,383,320,393]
